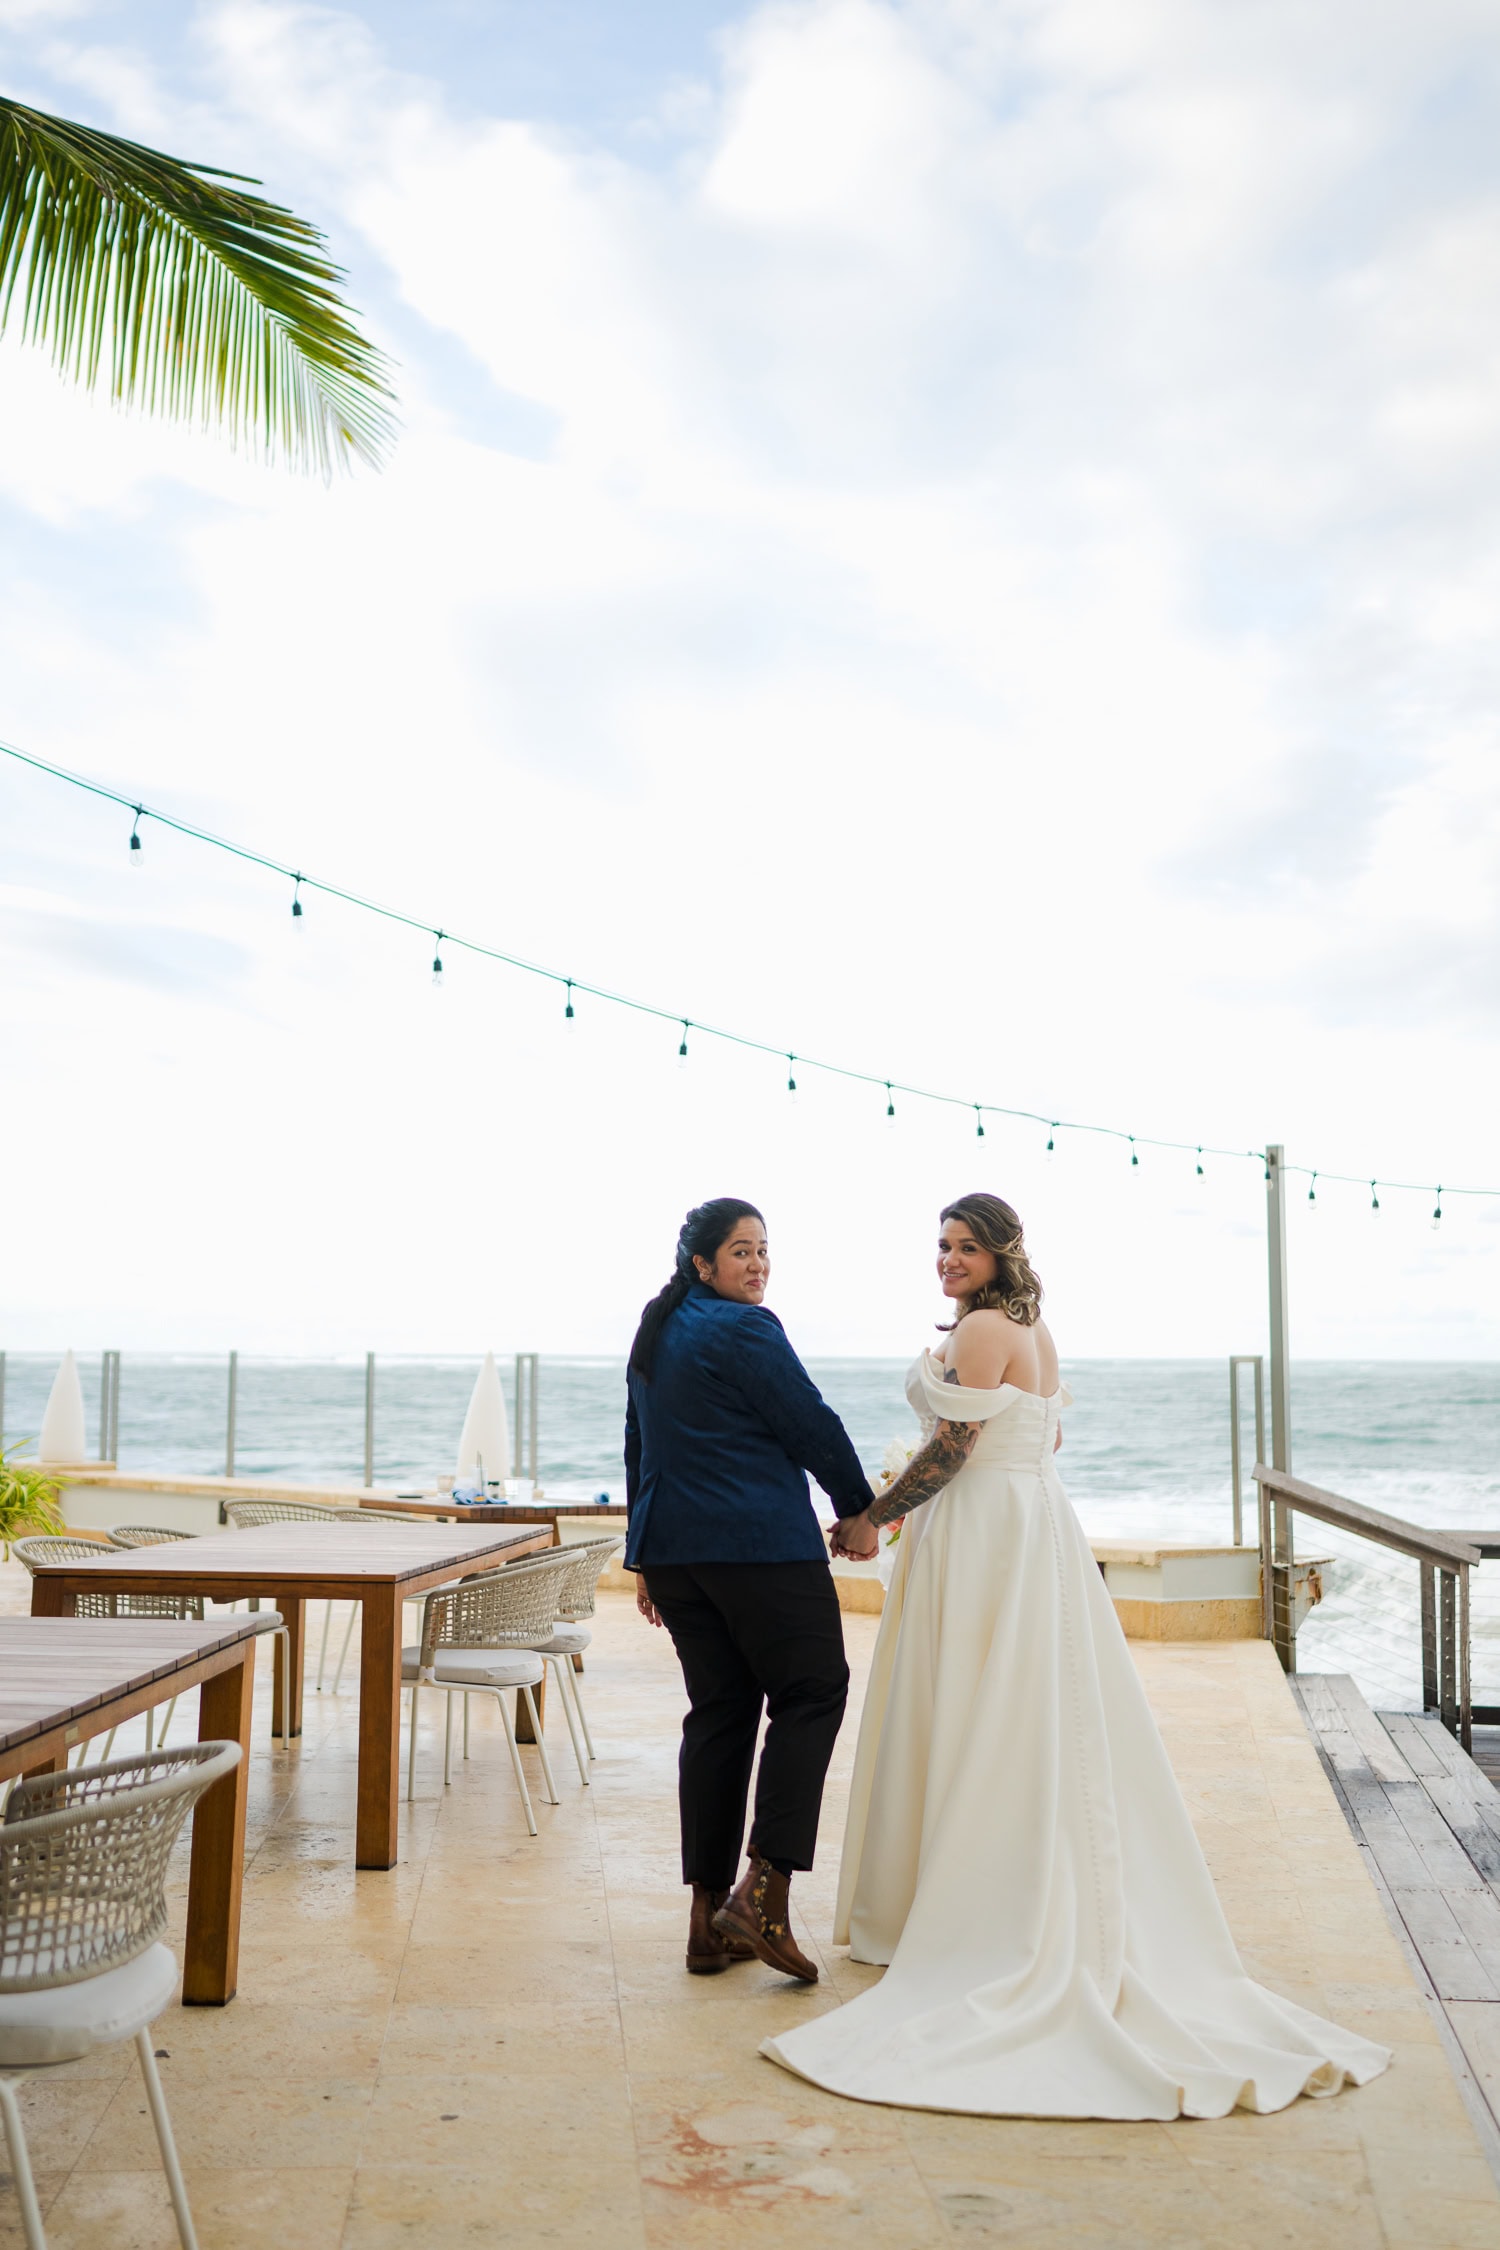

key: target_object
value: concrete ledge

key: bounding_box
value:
[55,1469,394,1536]
[833,1540,1264,1638]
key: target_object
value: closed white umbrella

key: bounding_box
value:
[456,1352,511,1487]
[38,1348,87,1463]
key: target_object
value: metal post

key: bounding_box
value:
[528,1352,538,1481]
[1228,1355,1264,1547]
[1440,1570,1458,1737]
[1421,1564,1437,1711]
[1265,1144,1295,1669]
[1459,1565,1472,1754]
[98,1349,119,1463]
[225,1351,238,1480]
[0,1349,6,1444]
[364,1352,376,1489]
[1257,1476,1274,1643]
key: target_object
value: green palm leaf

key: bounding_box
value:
[0,96,397,474]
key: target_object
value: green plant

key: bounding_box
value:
[0,96,396,474]
[0,1440,64,1556]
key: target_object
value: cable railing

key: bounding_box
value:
[1255,1465,1483,1750]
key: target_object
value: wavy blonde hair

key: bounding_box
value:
[937,1193,1043,1330]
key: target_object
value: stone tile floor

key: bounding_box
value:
[2,1564,1497,2248]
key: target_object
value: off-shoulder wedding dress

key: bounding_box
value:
[762,1352,1389,2118]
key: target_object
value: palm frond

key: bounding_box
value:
[0,96,397,474]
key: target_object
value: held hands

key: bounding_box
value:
[829,1507,880,1562]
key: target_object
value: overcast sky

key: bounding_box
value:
[2,0,1498,1363]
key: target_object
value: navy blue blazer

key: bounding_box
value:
[624,1282,871,1567]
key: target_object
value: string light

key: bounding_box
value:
[1308,1172,1318,1205]
[678,1021,689,1061]
[431,933,444,987]
[974,1105,986,1140]
[7,737,1500,1221]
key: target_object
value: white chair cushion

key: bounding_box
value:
[534,1626,591,1657]
[0,1942,177,2067]
[401,1647,544,1689]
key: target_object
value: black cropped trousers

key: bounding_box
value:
[642,1560,850,1890]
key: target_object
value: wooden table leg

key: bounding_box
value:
[356,1586,403,1870]
[270,1598,306,1740]
[183,1647,255,2005]
[28,1579,73,1618]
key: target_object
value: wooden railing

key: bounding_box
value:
[1254,1465,1482,1750]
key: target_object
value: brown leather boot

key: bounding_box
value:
[712,1854,819,1982]
[686,1884,755,1975]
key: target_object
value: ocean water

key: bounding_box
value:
[4,1352,1497,1710]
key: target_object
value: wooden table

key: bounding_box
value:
[0,1614,270,2006]
[28,1521,550,1871]
[363,1497,628,1540]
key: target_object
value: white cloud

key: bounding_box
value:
[1,0,1498,1359]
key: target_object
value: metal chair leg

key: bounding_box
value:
[135,2027,199,2250]
[547,1655,589,1784]
[520,1685,560,1805]
[406,1683,421,1801]
[0,2076,45,2250]
[444,1691,455,1787]
[568,1667,597,1762]
[498,1691,538,1836]
[330,1603,358,1695]
[316,1600,334,1690]
[158,1695,180,1747]
[463,1692,471,1759]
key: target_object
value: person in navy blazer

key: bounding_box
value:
[626,1198,875,1983]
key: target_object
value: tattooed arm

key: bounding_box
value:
[869,1374,980,1527]
[829,1373,979,1557]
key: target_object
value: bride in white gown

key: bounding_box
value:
[763,1193,1389,2120]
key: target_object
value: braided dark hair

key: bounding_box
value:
[628,1197,765,1379]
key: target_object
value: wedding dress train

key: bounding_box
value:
[762,1353,1389,2119]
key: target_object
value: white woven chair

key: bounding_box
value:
[12,1538,211,1758]
[0,1740,241,2250]
[222,1500,353,1720]
[500,1540,622,1780]
[325,1510,445,1695]
[404,1561,566,1833]
[103,1532,199,1745]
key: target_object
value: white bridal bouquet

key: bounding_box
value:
[874,1436,916,1589]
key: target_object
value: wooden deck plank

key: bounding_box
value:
[1383,1776,1493,1891]
[1450,2001,1500,2123]
[1293,1675,1500,2128]
[1324,1671,1416,1783]
[1391,1888,1500,2000]
[1380,1708,1454,1781]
